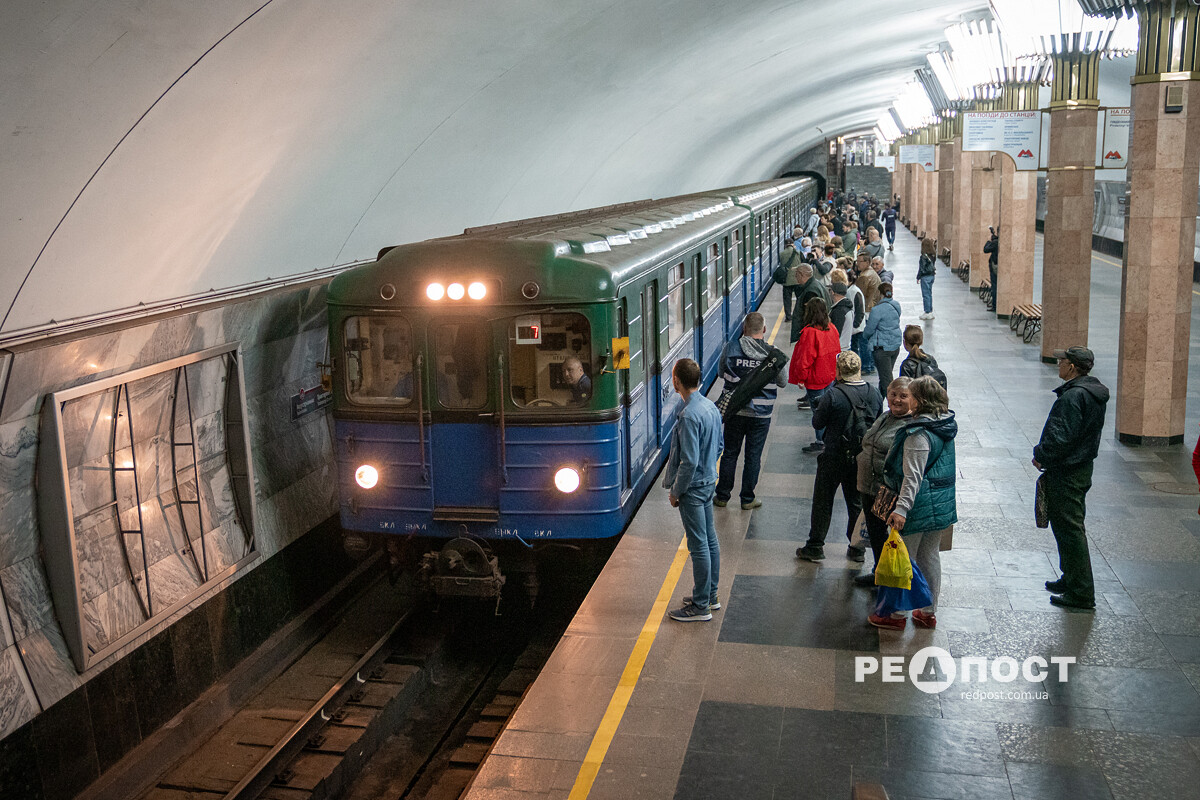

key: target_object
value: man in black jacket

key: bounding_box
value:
[983,227,999,312]
[797,352,883,561]
[1033,346,1109,610]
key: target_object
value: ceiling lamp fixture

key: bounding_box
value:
[989,0,1138,58]
[893,80,937,132]
[946,18,1051,92]
[876,113,902,142]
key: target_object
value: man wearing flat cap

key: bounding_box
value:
[1032,346,1109,610]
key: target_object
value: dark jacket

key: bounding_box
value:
[917,253,936,278]
[829,296,854,346]
[900,352,945,387]
[885,412,958,533]
[1033,376,1109,470]
[813,381,883,459]
[790,277,833,342]
[983,236,999,266]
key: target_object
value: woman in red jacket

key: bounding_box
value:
[790,297,842,453]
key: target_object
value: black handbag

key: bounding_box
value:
[1035,473,1049,528]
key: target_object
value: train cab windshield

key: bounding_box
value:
[508,312,592,408]
[343,316,415,405]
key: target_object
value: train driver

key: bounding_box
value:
[563,356,592,405]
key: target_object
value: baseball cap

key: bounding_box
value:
[1052,346,1094,370]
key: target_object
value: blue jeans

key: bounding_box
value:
[717,415,772,503]
[805,384,831,441]
[919,274,934,314]
[679,485,719,608]
[885,226,896,245]
[854,333,875,372]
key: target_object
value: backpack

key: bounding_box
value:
[912,357,948,389]
[833,384,875,459]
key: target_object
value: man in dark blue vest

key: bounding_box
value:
[715,312,788,510]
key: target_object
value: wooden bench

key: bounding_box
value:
[939,246,951,265]
[953,260,970,281]
[1010,303,1043,342]
[978,278,992,307]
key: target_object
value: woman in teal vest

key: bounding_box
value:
[871,376,957,631]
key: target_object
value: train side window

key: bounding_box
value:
[343,315,414,405]
[508,312,592,408]
[434,321,489,409]
[667,261,687,344]
[732,228,744,278]
[706,243,720,302]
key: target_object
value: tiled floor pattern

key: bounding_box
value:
[670,227,1200,800]
[464,225,1200,800]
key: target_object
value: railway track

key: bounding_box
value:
[139,541,611,800]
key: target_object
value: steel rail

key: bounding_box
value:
[222,606,415,800]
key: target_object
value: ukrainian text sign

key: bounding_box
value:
[1100,107,1130,169]
[898,145,936,172]
[963,111,1043,170]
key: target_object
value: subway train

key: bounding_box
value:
[1036,177,1200,279]
[327,177,820,598]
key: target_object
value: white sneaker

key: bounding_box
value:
[925,313,935,320]
[918,312,930,320]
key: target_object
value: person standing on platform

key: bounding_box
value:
[828,269,856,351]
[917,237,937,320]
[899,325,947,388]
[798,352,882,562]
[862,282,902,395]
[984,226,999,312]
[789,263,832,344]
[872,376,958,630]
[866,211,885,242]
[790,298,842,451]
[715,313,788,511]
[664,358,724,622]
[1033,347,1109,611]
[863,227,886,263]
[779,238,803,322]
[805,207,821,237]
[854,377,914,585]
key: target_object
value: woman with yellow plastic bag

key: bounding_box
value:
[868,377,957,631]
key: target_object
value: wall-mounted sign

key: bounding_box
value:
[291,385,333,420]
[876,155,896,173]
[963,111,1043,170]
[1100,107,1130,169]
[898,145,936,172]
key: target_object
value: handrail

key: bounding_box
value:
[496,353,508,485]
[415,355,428,483]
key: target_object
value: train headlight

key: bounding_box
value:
[447,282,465,300]
[355,465,379,489]
[554,467,581,494]
[426,283,445,301]
[468,282,487,300]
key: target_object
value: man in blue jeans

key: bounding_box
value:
[663,358,724,622]
[715,313,788,509]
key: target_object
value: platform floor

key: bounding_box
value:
[463,225,1200,800]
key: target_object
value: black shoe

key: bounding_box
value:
[797,544,826,561]
[847,546,866,563]
[796,399,811,409]
[853,573,877,587]
[801,442,825,453]
[1050,594,1095,611]
[1045,579,1066,593]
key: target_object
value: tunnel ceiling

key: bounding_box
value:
[1,0,990,334]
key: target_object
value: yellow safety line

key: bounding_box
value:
[567,539,691,800]
[568,302,784,799]
[767,306,785,346]
[1091,251,1200,297]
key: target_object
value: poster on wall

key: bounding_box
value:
[898,145,936,172]
[876,155,896,173]
[1099,107,1130,169]
[962,110,1043,170]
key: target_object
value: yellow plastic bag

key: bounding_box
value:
[875,528,913,590]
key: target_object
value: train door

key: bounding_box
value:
[642,281,662,448]
[621,292,654,488]
[426,318,501,518]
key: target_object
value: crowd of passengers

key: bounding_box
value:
[664,189,1113,629]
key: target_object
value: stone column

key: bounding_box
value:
[1117,3,1200,444]
[970,152,1000,288]
[937,118,956,255]
[951,111,974,269]
[1041,52,1101,362]
[996,81,1041,319]
[923,126,938,241]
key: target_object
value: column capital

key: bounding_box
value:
[1130,1,1200,81]
[1001,81,1041,111]
[1050,52,1101,109]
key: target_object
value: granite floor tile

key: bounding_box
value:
[701,642,834,709]
[1043,664,1200,715]
[848,765,1014,800]
[1004,761,1114,800]
[718,574,879,651]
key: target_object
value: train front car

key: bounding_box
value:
[327,238,622,602]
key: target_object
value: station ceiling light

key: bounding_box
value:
[989,0,1138,57]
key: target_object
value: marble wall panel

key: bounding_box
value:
[182,352,231,426]
[240,329,327,412]
[19,626,82,708]
[252,414,334,501]
[0,416,38,497]
[0,487,39,571]
[0,647,37,739]
[147,554,204,610]
[0,557,56,642]
[74,513,126,604]
[81,581,146,651]
[253,461,337,559]
[202,520,249,573]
